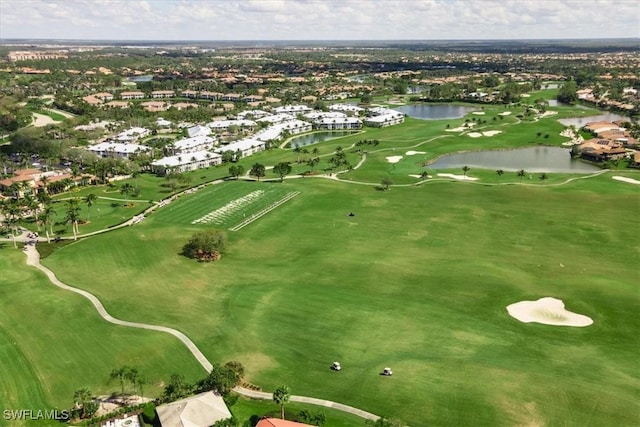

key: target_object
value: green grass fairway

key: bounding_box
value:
[41,175,640,426]
[0,248,205,426]
[150,181,295,229]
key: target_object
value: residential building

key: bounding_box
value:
[115,127,151,142]
[151,90,176,98]
[329,103,364,114]
[206,119,257,131]
[274,105,313,114]
[365,107,405,127]
[120,91,145,100]
[151,150,222,174]
[216,138,266,158]
[578,139,627,162]
[254,120,312,142]
[315,116,362,130]
[87,142,151,159]
[171,136,217,155]
[187,125,212,138]
[255,418,315,427]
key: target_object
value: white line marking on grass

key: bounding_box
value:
[192,190,265,224]
[229,191,300,231]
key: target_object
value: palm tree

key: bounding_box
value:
[381,176,393,190]
[73,387,92,419]
[120,183,134,203]
[293,146,302,163]
[273,385,291,420]
[110,366,130,398]
[517,169,526,181]
[2,201,21,248]
[137,375,148,402]
[462,165,470,177]
[39,175,50,194]
[539,173,548,185]
[420,171,429,180]
[39,206,56,243]
[84,193,97,220]
[65,199,81,240]
[125,367,139,397]
[312,147,320,157]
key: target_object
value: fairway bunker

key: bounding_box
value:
[506,297,593,327]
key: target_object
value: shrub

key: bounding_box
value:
[182,229,227,262]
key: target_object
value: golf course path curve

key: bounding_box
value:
[20,241,380,422]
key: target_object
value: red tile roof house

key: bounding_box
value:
[255,418,316,427]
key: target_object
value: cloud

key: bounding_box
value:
[1,0,638,40]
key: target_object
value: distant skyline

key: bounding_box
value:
[1,0,639,41]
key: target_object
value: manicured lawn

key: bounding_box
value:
[42,175,640,426]
[0,248,205,426]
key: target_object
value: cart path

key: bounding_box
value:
[19,241,380,422]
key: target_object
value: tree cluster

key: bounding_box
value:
[182,229,227,262]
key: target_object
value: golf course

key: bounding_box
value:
[1,99,639,426]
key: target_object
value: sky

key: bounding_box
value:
[1,0,638,41]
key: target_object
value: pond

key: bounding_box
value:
[558,112,630,127]
[394,104,477,120]
[287,131,356,148]
[427,146,600,173]
[126,75,154,83]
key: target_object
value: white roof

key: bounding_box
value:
[237,109,269,119]
[151,150,221,167]
[254,119,311,142]
[173,136,216,151]
[274,104,312,113]
[206,119,256,129]
[329,103,364,112]
[256,113,296,124]
[88,142,150,154]
[156,118,172,126]
[156,391,231,427]
[366,113,403,123]
[316,117,361,125]
[187,125,212,138]
[216,138,265,153]
[304,111,346,120]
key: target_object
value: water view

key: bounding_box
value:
[427,146,600,173]
[395,104,477,120]
[126,75,154,83]
[287,131,355,148]
[558,112,630,127]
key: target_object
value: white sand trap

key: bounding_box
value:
[409,174,431,178]
[437,173,478,181]
[612,176,640,185]
[499,111,512,116]
[472,111,485,115]
[507,297,593,327]
[386,156,403,163]
[521,94,531,97]
[405,150,426,156]
[468,132,482,138]
[482,130,502,137]
[446,124,474,132]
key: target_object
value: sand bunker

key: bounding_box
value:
[507,297,593,327]
[405,151,426,156]
[499,111,512,116]
[437,173,478,181]
[482,130,502,137]
[386,156,403,163]
[612,176,640,185]
[472,111,485,115]
[446,124,474,132]
[409,174,431,179]
[468,132,482,138]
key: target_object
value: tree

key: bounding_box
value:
[273,385,291,420]
[38,205,56,243]
[420,171,429,180]
[273,162,292,182]
[110,366,130,397]
[73,388,93,419]
[228,164,245,180]
[182,229,227,262]
[84,193,97,221]
[120,183,135,203]
[299,409,326,426]
[125,367,139,397]
[249,163,265,181]
[162,374,191,402]
[1,200,21,248]
[517,169,526,181]
[224,361,245,381]
[496,169,504,177]
[462,165,470,177]
[381,176,393,190]
[557,80,578,104]
[65,198,81,240]
[539,173,548,185]
[197,363,241,397]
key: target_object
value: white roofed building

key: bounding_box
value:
[115,127,151,142]
[303,111,347,120]
[254,119,312,142]
[256,113,297,125]
[151,150,222,174]
[216,138,266,158]
[87,142,151,159]
[171,136,217,155]
[274,104,313,114]
[329,103,365,114]
[315,116,362,130]
[237,109,270,120]
[365,107,405,127]
[187,125,212,138]
[155,391,231,427]
[206,119,257,131]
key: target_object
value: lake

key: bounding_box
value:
[558,112,630,127]
[427,146,600,173]
[126,75,154,83]
[394,104,477,120]
[287,131,355,148]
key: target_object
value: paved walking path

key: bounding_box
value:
[17,237,380,422]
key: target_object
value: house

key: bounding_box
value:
[329,103,364,114]
[583,121,626,135]
[87,142,151,159]
[155,391,231,427]
[180,90,199,99]
[216,138,266,158]
[171,136,217,155]
[315,116,362,130]
[115,127,151,142]
[141,101,168,112]
[152,90,175,98]
[94,92,114,101]
[254,120,312,142]
[151,150,222,174]
[156,117,172,127]
[274,105,313,114]
[187,125,212,138]
[120,91,145,100]
[255,418,315,427]
[206,119,257,131]
[578,139,627,162]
